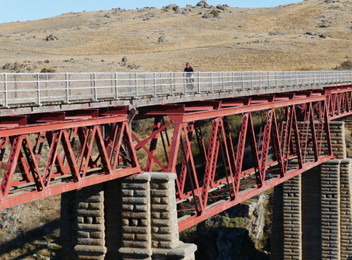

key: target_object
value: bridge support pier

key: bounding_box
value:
[60,172,196,260]
[60,191,77,259]
[272,121,352,259]
[118,172,196,260]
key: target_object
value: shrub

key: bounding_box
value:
[210,9,220,18]
[340,60,352,70]
[40,68,56,73]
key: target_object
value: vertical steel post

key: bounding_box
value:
[93,73,98,101]
[36,73,41,105]
[135,73,138,99]
[153,73,157,97]
[170,72,174,95]
[114,72,118,100]
[232,72,235,92]
[242,72,245,91]
[211,73,214,93]
[222,72,224,91]
[197,72,200,93]
[251,72,253,90]
[267,71,270,89]
[65,73,70,103]
[320,71,322,87]
[259,72,262,89]
[183,72,186,95]
[3,73,8,107]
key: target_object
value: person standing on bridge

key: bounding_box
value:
[184,62,194,90]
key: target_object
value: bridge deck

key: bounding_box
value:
[0,71,351,117]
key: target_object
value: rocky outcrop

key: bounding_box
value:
[181,193,271,259]
[2,62,37,72]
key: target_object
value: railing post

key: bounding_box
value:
[170,72,174,95]
[334,71,336,85]
[36,73,41,106]
[242,72,245,91]
[320,71,322,87]
[183,72,186,94]
[259,72,262,89]
[251,72,253,90]
[93,73,98,101]
[3,73,8,107]
[275,71,278,89]
[211,73,214,93]
[197,72,201,93]
[232,72,235,92]
[267,71,270,89]
[170,72,176,95]
[114,72,118,100]
[65,73,70,103]
[135,73,139,99]
[222,72,224,91]
[153,73,157,97]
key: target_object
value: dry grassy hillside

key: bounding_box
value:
[0,0,352,73]
[0,0,352,258]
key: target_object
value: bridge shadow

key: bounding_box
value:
[0,219,61,259]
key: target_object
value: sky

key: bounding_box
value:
[0,0,303,24]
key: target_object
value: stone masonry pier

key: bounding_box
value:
[60,172,196,260]
[271,120,352,259]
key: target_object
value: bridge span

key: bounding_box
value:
[1,70,352,259]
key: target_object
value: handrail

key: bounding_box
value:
[0,71,352,107]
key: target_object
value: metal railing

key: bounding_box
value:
[0,71,352,107]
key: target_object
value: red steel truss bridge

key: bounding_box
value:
[0,71,352,231]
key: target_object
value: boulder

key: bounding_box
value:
[163,4,179,11]
[117,56,127,67]
[45,34,58,41]
[158,35,165,43]
[216,5,227,11]
[196,0,211,8]
[269,31,285,36]
[202,12,213,18]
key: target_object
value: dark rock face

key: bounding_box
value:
[181,194,271,259]
[217,229,249,259]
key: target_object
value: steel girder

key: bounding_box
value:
[326,85,352,119]
[0,107,140,209]
[2,86,352,229]
[134,91,334,231]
